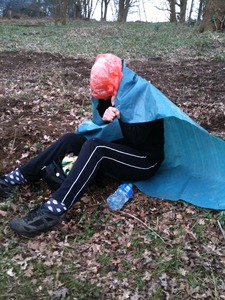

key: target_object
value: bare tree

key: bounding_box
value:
[54,0,67,24]
[117,0,126,22]
[199,0,225,32]
[62,0,67,24]
[197,0,206,21]
[164,0,187,23]
[100,0,110,20]
[117,0,137,22]
[73,0,82,19]
[178,0,187,23]
[188,0,194,21]
[82,0,94,19]
[54,0,61,24]
[69,0,93,19]
[169,0,176,22]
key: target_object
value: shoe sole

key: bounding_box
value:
[9,223,41,238]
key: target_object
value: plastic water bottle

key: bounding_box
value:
[107,183,133,210]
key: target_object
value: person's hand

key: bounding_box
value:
[102,107,120,122]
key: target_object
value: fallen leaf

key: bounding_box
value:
[0,210,7,217]
[7,268,16,277]
[159,273,168,290]
[53,287,69,298]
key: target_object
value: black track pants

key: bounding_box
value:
[19,133,87,181]
[20,133,160,209]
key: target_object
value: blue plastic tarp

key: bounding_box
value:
[77,60,225,210]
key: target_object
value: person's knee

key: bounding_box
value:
[58,133,78,148]
[82,138,102,152]
[60,132,76,142]
[84,138,99,146]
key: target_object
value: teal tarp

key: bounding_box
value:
[77,60,225,210]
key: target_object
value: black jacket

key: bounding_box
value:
[97,99,164,162]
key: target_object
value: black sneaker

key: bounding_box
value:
[9,204,65,238]
[0,175,14,198]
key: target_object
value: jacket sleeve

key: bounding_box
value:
[96,99,111,117]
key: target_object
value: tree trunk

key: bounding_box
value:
[188,0,194,21]
[74,1,82,19]
[100,0,110,21]
[179,0,187,23]
[117,0,135,22]
[54,0,61,25]
[123,0,130,21]
[62,0,67,25]
[117,0,125,22]
[170,0,176,23]
[197,0,206,21]
[100,0,104,20]
[87,0,93,19]
[199,0,225,32]
[103,4,108,21]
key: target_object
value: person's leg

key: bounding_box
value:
[53,137,160,209]
[52,139,159,209]
[0,133,87,197]
[9,138,161,237]
[20,133,87,182]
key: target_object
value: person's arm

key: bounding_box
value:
[97,99,120,123]
[97,99,111,117]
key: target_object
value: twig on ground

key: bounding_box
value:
[118,210,167,243]
[217,220,225,240]
[9,128,17,154]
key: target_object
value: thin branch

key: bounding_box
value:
[9,129,17,154]
[118,210,167,243]
[154,5,170,12]
[217,220,225,240]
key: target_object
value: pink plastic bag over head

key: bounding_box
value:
[90,54,123,99]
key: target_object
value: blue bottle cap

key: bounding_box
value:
[119,183,133,197]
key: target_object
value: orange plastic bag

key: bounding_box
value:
[90,53,123,99]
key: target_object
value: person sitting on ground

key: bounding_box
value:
[0,53,164,238]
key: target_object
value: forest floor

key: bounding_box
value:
[0,51,225,299]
